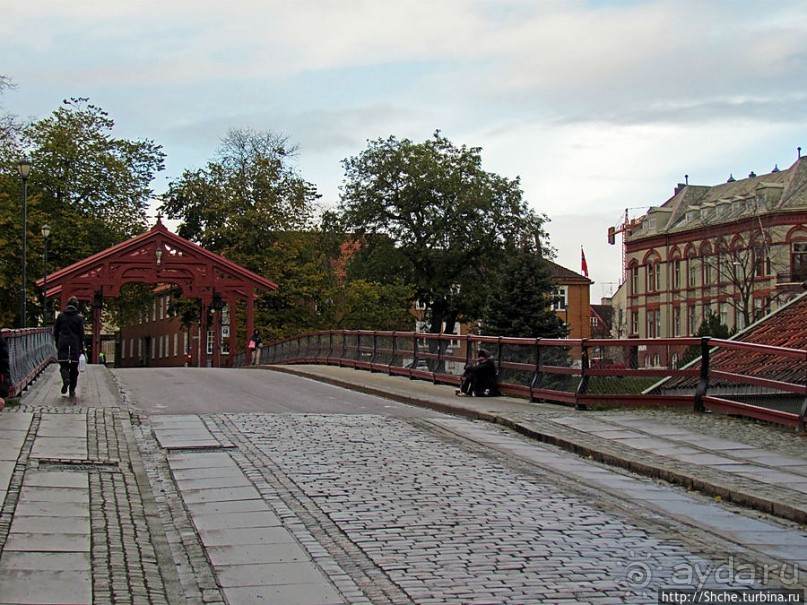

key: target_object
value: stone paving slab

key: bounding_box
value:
[197,527,300,547]
[0,552,91,571]
[222,582,344,605]
[191,510,283,531]
[0,569,92,605]
[207,543,311,566]
[151,415,222,449]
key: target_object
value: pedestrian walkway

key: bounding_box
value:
[0,366,175,605]
[269,364,807,525]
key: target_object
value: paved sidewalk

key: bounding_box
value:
[268,364,807,525]
[0,365,177,605]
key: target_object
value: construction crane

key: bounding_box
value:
[607,209,646,283]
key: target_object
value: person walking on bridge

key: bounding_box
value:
[248,329,262,365]
[54,296,85,397]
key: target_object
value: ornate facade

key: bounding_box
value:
[611,154,807,365]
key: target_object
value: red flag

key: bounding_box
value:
[581,247,589,277]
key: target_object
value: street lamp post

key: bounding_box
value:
[18,157,32,328]
[41,224,51,325]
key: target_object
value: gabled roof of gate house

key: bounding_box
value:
[37,219,277,302]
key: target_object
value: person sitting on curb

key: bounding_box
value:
[456,349,500,397]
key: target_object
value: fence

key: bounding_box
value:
[2,328,57,398]
[235,330,807,431]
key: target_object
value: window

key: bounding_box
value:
[646,310,661,338]
[754,244,771,277]
[720,302,729,327]
[630,311,639,335]
[590,316,598,327]
[673,307,681,337]
[646,310,655,338]
[647,264,655,292]
[159,297,164,320]
[688,305,698,335]
[207,330,214,355]
[703,257,713,285]
[550,286,567,311]
[630,266,639,295]
[754,297,771,321]
[152,300,157,322]
[673,259,681,289]
[688,258,698,287]
[671,353,680,369]
[791,242,807,282]
[174,333,179,357]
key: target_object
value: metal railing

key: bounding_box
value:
[2,327,57,398]
[235,330,807,431]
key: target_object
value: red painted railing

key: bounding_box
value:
[240,331,807,431]
[2,328,57,398]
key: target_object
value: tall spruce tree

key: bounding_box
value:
[481,244,566,338]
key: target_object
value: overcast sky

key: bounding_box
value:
[2,0,805,299]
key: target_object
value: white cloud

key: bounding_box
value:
[3,0,806,291]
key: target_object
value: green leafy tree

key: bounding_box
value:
[332,279,415,331]
[338,131,547,334]
[160,129,324,339]
[0,97,165,327]
[160,128,319,266]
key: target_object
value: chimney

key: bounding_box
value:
[727,174,736,183]
[748,171,756,178]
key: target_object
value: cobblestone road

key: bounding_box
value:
[208,413,798,605]
[8,366,802,604]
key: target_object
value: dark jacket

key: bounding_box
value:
[463,357,500,396]
[0,333,10,399]
[54,305,85,363]
[473,357,499,396]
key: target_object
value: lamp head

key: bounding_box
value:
[17,157,32,180]
[41,224,51,238]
